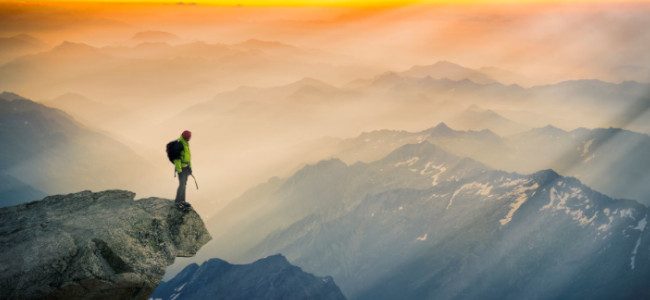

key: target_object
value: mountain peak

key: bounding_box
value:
[402,60,496,84]
[423,122,457,136]
[9,33,45,46]
[50,41,101,56]
[535,124,567,135]
[255,253,291,265]
[432,60,464,68]
[382,141,459,165]
[530,169,561,184]
[130,30,180,42]
[236,39,294,50]
[292,77,331,87]
[370,71,404,86]
[0,91,29,102]
[466,103,484,112]
[153,253,345,300]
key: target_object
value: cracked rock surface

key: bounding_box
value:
[0,190,211,299]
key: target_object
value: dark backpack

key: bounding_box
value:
[166,140,183,163]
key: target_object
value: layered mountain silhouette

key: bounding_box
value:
[0,38,371,102]
[0,34,46,63]
[44,92,125,128]
[129,30,181,44]
[324,123,650,204]
[448,104,528,135]
[152,254,346,300]
[400,60,497,85]
[174,70,649,139]
[206,142,649,299]
[0,92,163,205]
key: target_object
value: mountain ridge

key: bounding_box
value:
[152,254,346,300]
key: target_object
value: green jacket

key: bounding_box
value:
[173,136,191,173]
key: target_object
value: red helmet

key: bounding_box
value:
[182,130,192,140]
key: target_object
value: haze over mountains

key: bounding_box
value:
[201,142,650,299]
[2,2,650,298]
[0,34,46,64]
[320,122,650,204]
[0,92,164,206]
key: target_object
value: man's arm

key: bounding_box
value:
[173,159,182,173]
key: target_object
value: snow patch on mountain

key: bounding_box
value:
[446,182,493,209]
[633,216,647,231]
[498,177,529,188]
[598,208,615,233]
[419,162,447,186]
[630,237,642,270]
[541,185,598,227]
[499,182,540,225]
[582,139,594,157]
[416,233,428,241]
[395,157,419,167]
[630,216,646,270]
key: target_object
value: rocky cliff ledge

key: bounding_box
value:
[0,190,211,300]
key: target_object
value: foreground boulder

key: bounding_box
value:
[0,190,211,299]
[151,254,347,300]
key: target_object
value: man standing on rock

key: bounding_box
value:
[173,130,193,208]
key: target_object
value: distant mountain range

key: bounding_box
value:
[0,34,46,64]
[128,30,181,44]
[0,39,377,103]
[174,67,650,138]
[152,254,346,300]
[0,92,163,205]
[327,122,650,204]
[447,104,528,136]
[206,142,649,299]
[43,92,125,128]
[400,60,498,85]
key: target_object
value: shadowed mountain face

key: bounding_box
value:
[152,254,346,300]
[206,142,649,299]
[0,92,164,201]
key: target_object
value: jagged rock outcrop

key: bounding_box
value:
[151,254,346,300]
[0,190,211,300]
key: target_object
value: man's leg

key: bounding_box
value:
[175,167,189,203]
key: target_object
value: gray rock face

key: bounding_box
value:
[0,190,212,300]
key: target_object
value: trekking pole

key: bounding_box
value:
[190,174,199,190]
